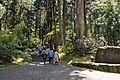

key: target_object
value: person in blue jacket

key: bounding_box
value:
[47,48,54,64]
[38,45,43,57]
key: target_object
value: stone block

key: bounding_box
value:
[95,46,120,63]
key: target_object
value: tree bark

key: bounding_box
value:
[11,0,17,28]
[58,0,64,46]
[0,19,1,31]
[63,0,67,45]
[76,0,85,39]
[84,0,87,37]
[49,0,53,48]
[53,0,58,48]
[35,10,38,37]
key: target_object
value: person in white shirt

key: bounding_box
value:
[53,51,59,64]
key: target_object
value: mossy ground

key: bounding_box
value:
[0,62,28,70]
[60,52,96,64]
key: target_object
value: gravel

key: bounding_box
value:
[0,55,120,80]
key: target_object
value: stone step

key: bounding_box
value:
[72,62,120,73]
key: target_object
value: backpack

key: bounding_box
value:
[42,50,47,58]
[38,46,43,51]
[48,50,53,57]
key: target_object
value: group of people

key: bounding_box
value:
[38,45,59,65]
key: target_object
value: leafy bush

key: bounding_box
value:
[64,43,74,54]
[0,4,5,19]
[0,21,32,64]
[20,52,32,62]
[73,38,100,55]
[10,50,32,63]
[0,43,17,63]
[29,38,41,49]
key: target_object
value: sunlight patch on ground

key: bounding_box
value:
[52,68,70,74]
[29,62,49,66]
[62,53,93,64]
[80,69,120,80]
[52,70,64,74]
[69,70,87,78]
[69,69,120,80]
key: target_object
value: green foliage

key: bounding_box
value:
[11,50,32,63]
[0,43,9,56]
[0,29,10,42]
[73,38,98,54]
[0,43,32,64]
[13,21,28,47]
[20,52,32,62]
[0,63,21,70]
[64,43,73,54]
[13,21,26,38]
[29,37,41,49]
[0,0,120,65]
[0,43,18,63]
[0,4,5,19]
[64,37,100,55]
[86,0,120,46]
[61,53,92,64]
[0,21,32,64]
[0,21,26,45]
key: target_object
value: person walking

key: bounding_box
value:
[38,44,43,57]
[41,47,48,65]
[47,48,54,64]
[53,49,59,64]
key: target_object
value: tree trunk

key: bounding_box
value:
[0,19,1,31]
[76,0,85,39]
[27,29,30,47]
[63,0,67,45]
[39,10,41,40]
[49,0,53,48]
[35,10,38,37]
[11,0,17,28]
[58,0,64,46]
[84,0,87,37]
[53,0,58,48]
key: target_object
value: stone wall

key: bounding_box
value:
[95,46,120,63]
[72,63,120,73]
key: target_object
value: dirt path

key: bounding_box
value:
[0,55,120,80]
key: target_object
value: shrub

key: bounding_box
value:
[0,43,17,63]
[29,38,41,49]
[20,52,32,62]
[73,38,99,55]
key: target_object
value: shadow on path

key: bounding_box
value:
[1,55,120,80]
[31,55,43,62]
[0,55,105,80]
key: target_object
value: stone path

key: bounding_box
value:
[0,55,120,80]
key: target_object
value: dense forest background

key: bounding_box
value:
[0,0,120,64]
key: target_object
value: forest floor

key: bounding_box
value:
[61,53,94,64]
[0,55,120,80]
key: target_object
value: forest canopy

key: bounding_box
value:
[0,0,120,64]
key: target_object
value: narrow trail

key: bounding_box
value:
[0,55,120,80]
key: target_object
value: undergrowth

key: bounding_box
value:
[0,62,28,70]
[60,53,96,64]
